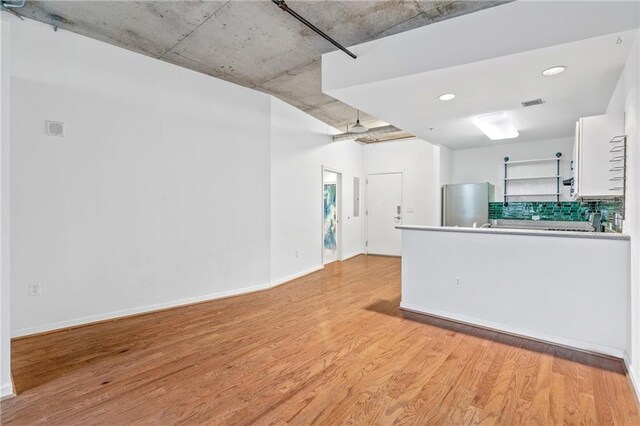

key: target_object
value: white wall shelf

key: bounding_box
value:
[503,152,562,205]
[503,158,560,165]
[505,193,560,197]
[504,175,560,181]
[608,135,627,220]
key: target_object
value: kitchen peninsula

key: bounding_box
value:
[397,225,630,358]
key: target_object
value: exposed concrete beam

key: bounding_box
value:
[15,1,509,139]
[332,125,401,142]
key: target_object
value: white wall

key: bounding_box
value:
[10,19,272,336]
[434,145,453,225]
[7,18,370,339]
[451,137,575,202]
[607,33,640,394]
[0,12,13,398]
[436,145,453,187]
[401,228,630,358]
[363,139,439,226]
[270,97,364,283]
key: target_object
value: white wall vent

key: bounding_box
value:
[45,120,65,137]
[521,99,545,108]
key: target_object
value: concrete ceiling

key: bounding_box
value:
[14,0,507,135]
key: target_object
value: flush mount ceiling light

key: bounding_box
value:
[438,93,456,101]
[542,66,566,76]
[473,112,519,140]
[350,110,368,133]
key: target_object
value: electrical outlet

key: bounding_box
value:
[28,283,42,296]
[295,249,299,258]
[454,277,462,288]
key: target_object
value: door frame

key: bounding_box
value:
[365,172,404,255]
[321,166,343,265]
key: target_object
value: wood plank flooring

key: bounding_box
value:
[1,255,638,425]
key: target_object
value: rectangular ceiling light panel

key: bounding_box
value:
[472,112,519,140]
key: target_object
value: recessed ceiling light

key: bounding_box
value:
[542,66,566,76]
[473,112,519,141]
[438,93,456,101]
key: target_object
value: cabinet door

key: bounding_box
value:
[577,115,623,198]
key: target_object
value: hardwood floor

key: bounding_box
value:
[1,255,638,425]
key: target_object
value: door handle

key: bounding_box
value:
[394,216,402,220]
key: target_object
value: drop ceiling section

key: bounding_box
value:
[333,31,635,149]
[322,1,640,149]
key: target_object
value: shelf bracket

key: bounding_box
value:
[503,157,509,206]
[556,152,562,206]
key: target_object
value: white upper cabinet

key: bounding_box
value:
[573,114,623,199]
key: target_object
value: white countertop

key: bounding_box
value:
[396,225,630,241]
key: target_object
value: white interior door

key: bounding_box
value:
[366,173,402,256]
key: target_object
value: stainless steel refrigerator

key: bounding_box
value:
[442,183,494,227]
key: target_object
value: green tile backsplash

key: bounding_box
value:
[488,201,623,224]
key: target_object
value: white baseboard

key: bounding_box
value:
[341,251,363,261]
[270,265,324,287]
[12,281,272,338]
[0,381,14,399]
[12,265,328,339]
[400,302,625,359]
[624,352,640,405]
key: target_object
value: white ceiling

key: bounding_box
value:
[325,30,635,150]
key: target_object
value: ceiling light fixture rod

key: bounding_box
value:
[272,0,357,59]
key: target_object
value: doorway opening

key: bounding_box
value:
[322,168,342,265]
[366,172,403,256]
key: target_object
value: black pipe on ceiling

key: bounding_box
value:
[271,0,357,59]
